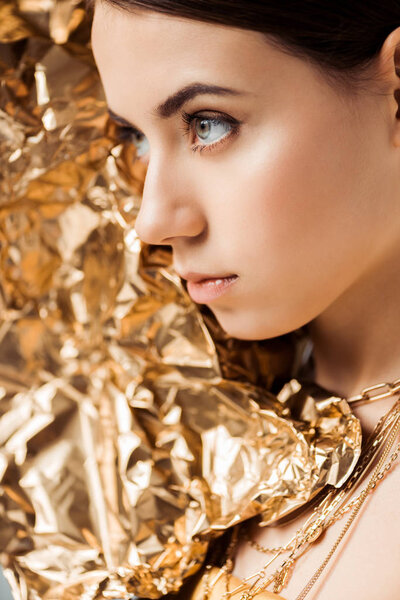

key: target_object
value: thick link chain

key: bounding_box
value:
[230,395,400,598]
[347,377,400,406]
[200,382,400,599]
[294,410,400,600]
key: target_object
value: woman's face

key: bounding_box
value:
[91,2,400,340]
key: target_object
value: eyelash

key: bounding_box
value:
[180,110,241,154]
[114,111,241,156]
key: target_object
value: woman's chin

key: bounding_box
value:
[208,305,296,341]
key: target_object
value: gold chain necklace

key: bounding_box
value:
[346,377,400,407]
[200,376,400,600]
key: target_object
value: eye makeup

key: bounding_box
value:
[180,110,241,154]
[110,108,242,156]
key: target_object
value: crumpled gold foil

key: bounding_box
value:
[0,2,362,599]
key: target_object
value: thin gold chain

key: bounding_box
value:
[228,395,400,598]
[294,410,400,599]
[235,401,400,598]
[228,427,400,599]
[201,381,400,599]
[238,400,400,596]
[244,532,293,555]
[245,400,400,556]
[202,528,240,599]
[244,391,400,553]
[327,436,399,526]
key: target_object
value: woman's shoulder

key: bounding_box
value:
[166,566,286,600]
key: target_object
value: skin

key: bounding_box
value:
[91,3,400,597]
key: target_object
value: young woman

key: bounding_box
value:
[89,1,400,598]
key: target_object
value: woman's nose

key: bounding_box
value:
[134,155,206,246]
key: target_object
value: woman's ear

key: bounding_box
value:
[375,26,400,146]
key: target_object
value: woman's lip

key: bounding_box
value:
[186,275,238,303]
[178,271,235,283]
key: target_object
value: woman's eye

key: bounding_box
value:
[115,126,150,157]
[189,116,231,145]
[114,112,240,157]
[181,112,240,154]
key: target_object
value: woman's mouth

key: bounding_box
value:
[184,274,239,303]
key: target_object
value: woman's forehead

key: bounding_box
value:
[91,5,318,114]
[91,2,278,76]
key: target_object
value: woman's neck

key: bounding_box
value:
[304,242,400,436]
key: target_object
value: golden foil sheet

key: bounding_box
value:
[0,1,362,598]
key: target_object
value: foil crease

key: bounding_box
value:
[0,2,362,598]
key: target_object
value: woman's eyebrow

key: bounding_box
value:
[108,82,248,129]
[153,82,247,118]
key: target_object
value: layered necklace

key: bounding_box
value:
[200,375,400,600]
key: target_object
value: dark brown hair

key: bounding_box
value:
[86,0,400,94]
